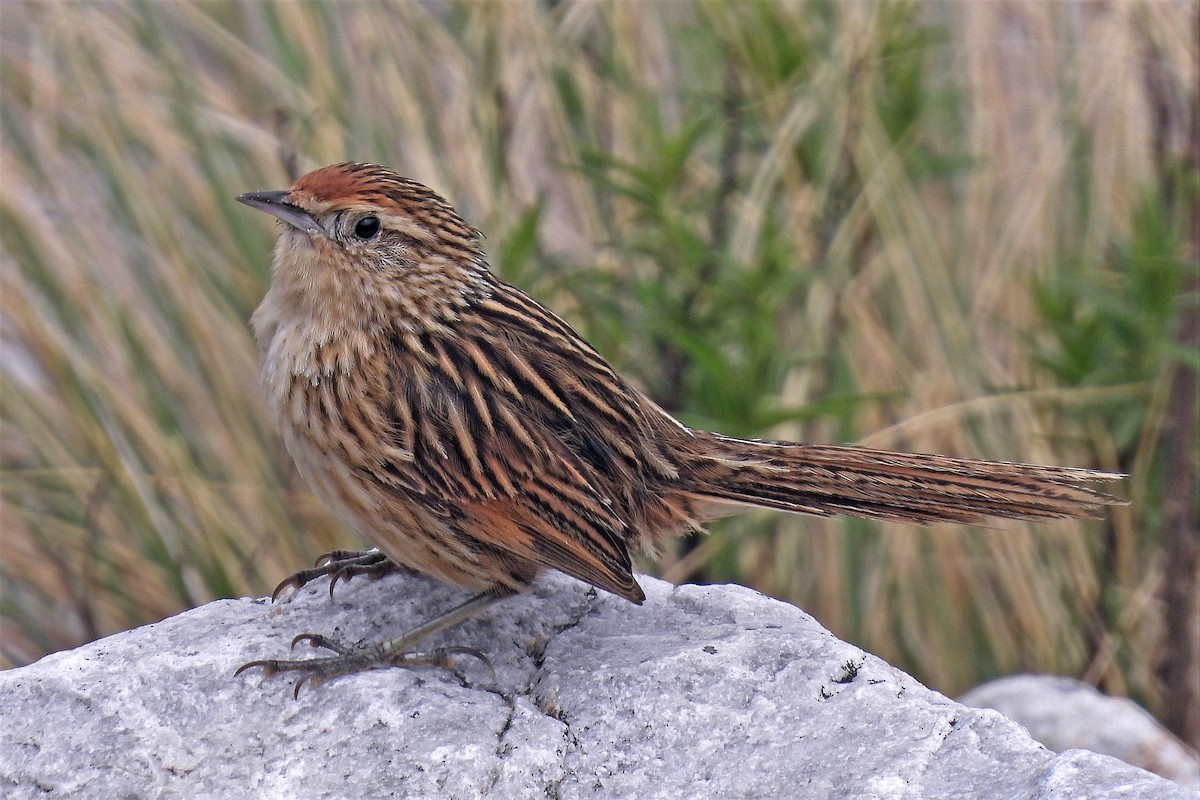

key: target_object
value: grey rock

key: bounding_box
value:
[962,674,1200,789]
[0,570,1193,800]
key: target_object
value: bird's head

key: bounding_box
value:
[238,162,484,265]
[239,162,492,332]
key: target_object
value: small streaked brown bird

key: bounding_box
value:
[235,162,1124,694]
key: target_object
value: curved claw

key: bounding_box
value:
[290,632,348,654]
[234,659,279,678]
[290,632,319,651]
[270,565,334,601]
[270,575,301,602]
[293,673,320,700]
[327,556,399,597]
[328,567,362,595]
[435,645,496,683]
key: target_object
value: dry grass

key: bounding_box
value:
[2,0,1194,729]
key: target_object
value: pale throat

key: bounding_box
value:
[251,232,495,382]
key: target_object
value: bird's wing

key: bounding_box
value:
[376,282,674,603]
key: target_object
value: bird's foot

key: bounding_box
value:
[270,549,407,601]
[238,591,510,697]
[235,633,493,699]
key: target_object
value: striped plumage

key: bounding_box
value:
[237,162,1123,687]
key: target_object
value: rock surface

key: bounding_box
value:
[962,674,1200,789]
[0,570,1193,800]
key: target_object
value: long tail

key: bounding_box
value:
[680,433,1126,524]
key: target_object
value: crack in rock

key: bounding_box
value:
[482,587,599,795]
[480,693,521,794]
[523,589,600,799]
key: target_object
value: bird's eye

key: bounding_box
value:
[354,215,381,240]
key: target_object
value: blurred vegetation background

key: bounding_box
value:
[2,1,1196,745]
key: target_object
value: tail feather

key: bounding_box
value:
[682,434,1126,525]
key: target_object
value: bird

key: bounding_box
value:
[233,161,1124,695]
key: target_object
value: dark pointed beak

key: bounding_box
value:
[236,190,326,236]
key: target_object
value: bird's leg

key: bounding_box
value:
[236,589,512,697]
[270,548,410,601]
